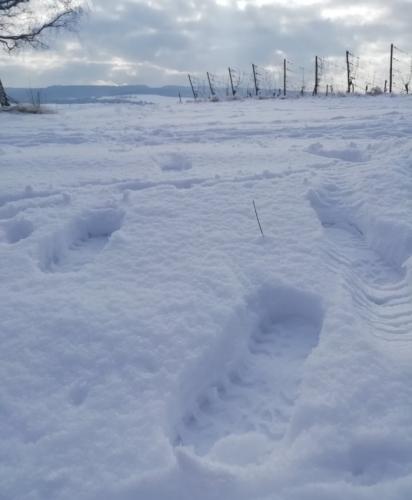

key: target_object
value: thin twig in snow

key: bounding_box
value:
[253,200,264,238]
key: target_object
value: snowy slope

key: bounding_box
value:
[1,95,412,500]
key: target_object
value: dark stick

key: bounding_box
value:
[253,200,264,238]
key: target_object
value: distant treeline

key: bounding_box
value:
[5,85,193,104]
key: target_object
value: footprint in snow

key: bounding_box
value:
[39,207,124,273]
[171,284,324,466]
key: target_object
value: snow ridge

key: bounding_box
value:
[308,181,412,341]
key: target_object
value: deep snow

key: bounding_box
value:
[1,95,412,500]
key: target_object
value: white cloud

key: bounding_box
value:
[321,4,387,25]
[1,0,411,87]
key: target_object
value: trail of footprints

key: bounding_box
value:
[174,285,324,463]
[4,181,411,466]
[308,182,412,341]
[0,191,124,272]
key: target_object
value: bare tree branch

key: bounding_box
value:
[0,0,82,51]
[0,1,29,9]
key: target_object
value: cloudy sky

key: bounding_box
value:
[1,0,412,88]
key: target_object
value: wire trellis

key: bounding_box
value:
[185,44,412,102]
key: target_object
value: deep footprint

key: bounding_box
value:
[39,207,124,273]
[173,284,324,464]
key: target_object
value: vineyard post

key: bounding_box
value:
[346,50,351,93]
[228,67,236,97]
[313,56,319,95]
[252,64,259,96]
[206,72,215,97]
[188,74,197,99]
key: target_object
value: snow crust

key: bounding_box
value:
[1,95,412,499]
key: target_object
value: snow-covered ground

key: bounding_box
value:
[1,95,412,500]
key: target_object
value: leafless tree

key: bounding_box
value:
[0,0,83,51]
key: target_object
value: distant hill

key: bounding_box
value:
[5,85,192,104]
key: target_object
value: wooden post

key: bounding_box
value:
[346,50,351,93]
[207,72,215,97]
[314,56,319,96]
[300,66,305,96]
[389,43,394,93]
[228,67,236,97]
[384,79,388,93]
[252,64,259,96]
[283,59,287,96]
[188,74,197,100]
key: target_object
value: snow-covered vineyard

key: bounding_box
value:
[1,95,412,500]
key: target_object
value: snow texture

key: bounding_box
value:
[1,95,412,500]
[156,152,192,172]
